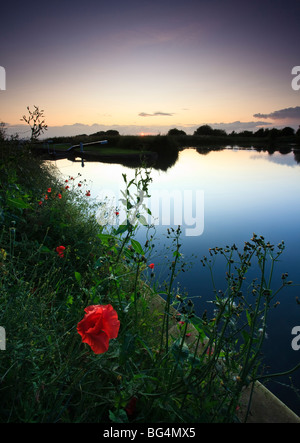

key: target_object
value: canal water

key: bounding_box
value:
[49,146,300,415]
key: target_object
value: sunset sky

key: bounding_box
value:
[1,0,300,137]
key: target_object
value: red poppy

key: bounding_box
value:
[58,193,62,199]
[148,263,155,269]
[38,200,43,206]
[86,191,91,196]
[206,346,215,356]
[47,188,51,193]
[56,245,66,258]
[125,396,137,417]
[65,185,69,189]
[77,304,120,354]
[78,183,82,187]
[65,179,68,183]
[115,211,119,216]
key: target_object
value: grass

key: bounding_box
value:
[1,138,299,423]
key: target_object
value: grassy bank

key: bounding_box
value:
[1,139,299,423]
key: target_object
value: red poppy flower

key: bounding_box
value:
[78,183,82,187]
[125,396,137,417]
[77,304,120,354]
[38,200,43,206]
[85,191,91,196]
[206,346,215,356]
[65,185,69,189]
[47,188,51,193]
[58,193,62,199]
[115,211,119,216]
[56,245,66,258]
[148,263,155,269]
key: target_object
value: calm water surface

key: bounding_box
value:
[51,147,300,415]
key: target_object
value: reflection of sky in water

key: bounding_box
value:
[251,152,300,168]
[52,149,300,414]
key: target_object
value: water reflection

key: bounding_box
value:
[45,145,300,173]
[49,148,300,415]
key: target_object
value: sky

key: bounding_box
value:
[1,0,300,138]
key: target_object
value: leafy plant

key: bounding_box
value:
[21,105,48,141]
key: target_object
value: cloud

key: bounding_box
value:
[138,111,174,117]
[253,106,300,120]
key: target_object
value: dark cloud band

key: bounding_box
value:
[139,112,174,117]
[254,106,300,120]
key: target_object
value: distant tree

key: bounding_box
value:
[193,125,214,136]
[239,130,253,137]
[268,128,280,140]
[167,128,186,136]
[90,131,106,137]
[296,126,300,137]
[0,122,6,141]
[90,129,119,137]
[254,128,266,137]
[105,130,119,136]
[212,129,227,136]
[280,127,295,136]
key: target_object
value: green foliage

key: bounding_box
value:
[0,138,299,423]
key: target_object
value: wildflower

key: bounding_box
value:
[38,200,43,206]
[125,396,137,417]
[47,188,51,193]
[233,375,241,382]
[58,193,62,199]
[148,263,155,269]
[45,194,48,200]
[115,211,119,216]
[65,185,69,189]
[78,183,82,187]
[86,190,91,196]
[77,304,120,354]
[206,346,214,356]
[56,245,66,258]
[65,179,68,183]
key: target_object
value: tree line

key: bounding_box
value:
[168,125,300,138]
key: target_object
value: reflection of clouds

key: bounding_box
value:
[250,152,299,168]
